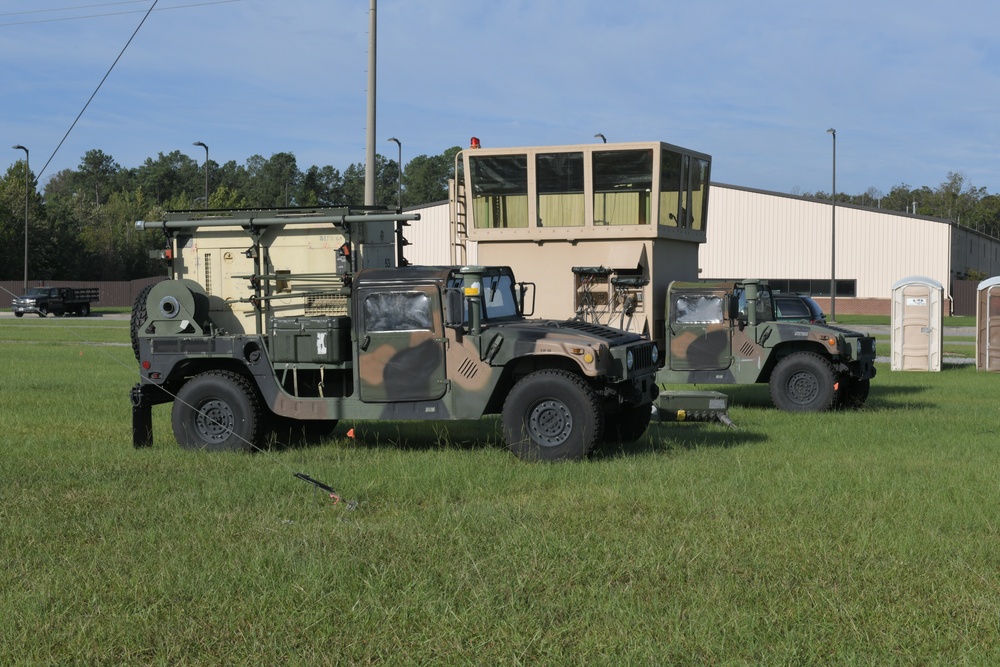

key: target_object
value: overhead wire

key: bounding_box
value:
[34,0,159,179]
[0,1,241,27]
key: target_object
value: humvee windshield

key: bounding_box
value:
[734,286,775,322]
[448,269,520,322]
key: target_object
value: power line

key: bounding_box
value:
[36,0,160,179]
[0,2,152,17]
[0,0,240,27]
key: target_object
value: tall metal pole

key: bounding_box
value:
[827,128,836,322]
[12,145,29,292]
[365,0,377,206]
[388,137,401,211]
[193,141,209,206]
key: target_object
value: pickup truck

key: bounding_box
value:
[12,287,99,317]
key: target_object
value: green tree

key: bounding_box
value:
[244,152,300,207]
[402,146,462,206]
[341,154,399,208]
[0,160,44,281]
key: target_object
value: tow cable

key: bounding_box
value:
[294,472,358,509]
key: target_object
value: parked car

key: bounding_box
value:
[773,294,826,324]
[11,286,99,317]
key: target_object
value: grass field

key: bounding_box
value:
[3,316,1000,664]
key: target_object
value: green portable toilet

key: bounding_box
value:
[890,276,943,372]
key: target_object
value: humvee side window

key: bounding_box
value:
[673,295,723,324]
[364,292,432,332]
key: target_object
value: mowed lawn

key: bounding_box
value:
[3,316,1000,664]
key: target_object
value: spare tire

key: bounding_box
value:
[130,283,156,360]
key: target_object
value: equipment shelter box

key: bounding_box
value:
[890,276,943,372]
[976,277,1000,371]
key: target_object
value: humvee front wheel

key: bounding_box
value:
[502,369,603,462]
[769,352,837,412]
[172,371,266,452]
[838,376,870,409]
[603,404,652,444]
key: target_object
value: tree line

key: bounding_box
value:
[803,171,1000,236]
[2,145,998,282]
[0,146,461,282]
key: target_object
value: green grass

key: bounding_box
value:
[4,319,1000,664]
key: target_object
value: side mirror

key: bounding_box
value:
[518,282,536,317]
[444,288,465,329]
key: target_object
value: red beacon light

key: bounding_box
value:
[469,137,481,149]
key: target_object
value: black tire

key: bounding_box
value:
[172,371,267,452]
[14,312,23,318]
[603,404,652,444]
[79,303,91,317]
[37,308,47,318]
[502,369,603,462]
[769,352,838,412]
[130,283,155,360]
[839,376,870,409]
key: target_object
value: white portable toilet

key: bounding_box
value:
[890,276,943,372]
[976,277,1000,371]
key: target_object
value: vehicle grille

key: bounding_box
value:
[630,342,657,373]
[856,336,876,356]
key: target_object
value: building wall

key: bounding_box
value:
[700,184,953,300]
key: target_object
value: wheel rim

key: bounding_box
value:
[786,370,820,404]
[194,399,236,443]
[527,399,573,447]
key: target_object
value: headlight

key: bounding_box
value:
[651,346,659,364]
[626,349,634,370]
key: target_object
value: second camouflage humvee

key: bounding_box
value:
[129,208,661,461]
[660,279,877,411]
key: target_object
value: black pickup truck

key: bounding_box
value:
[12,287,99,317]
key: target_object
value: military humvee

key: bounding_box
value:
[661,279,876,411]
[129,207,661,461]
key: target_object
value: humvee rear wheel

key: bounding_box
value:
[502,369,603,462]
[769,352,837,412]
[172,371,266,452]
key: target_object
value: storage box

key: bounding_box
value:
[269,316,352,364]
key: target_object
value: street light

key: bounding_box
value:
[594,133,607,143]
[193,141,209,207]
[827,128,836,322]
[12,145,28,292]
[387,137,402,211]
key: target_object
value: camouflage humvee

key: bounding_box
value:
[660,279,877,411]
[130,208,660,461]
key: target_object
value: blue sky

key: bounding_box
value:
[3,0,999,198]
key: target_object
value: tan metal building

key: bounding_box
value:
[700,183,1000,315]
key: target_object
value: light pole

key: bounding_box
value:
[826,128,836,322]
[12,145,28,292]
[193,141,209,207]
[594,133,607,143]
[387,137,402,211]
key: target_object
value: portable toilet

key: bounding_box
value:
[976,277,1000,371]
[890,276,943,372]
